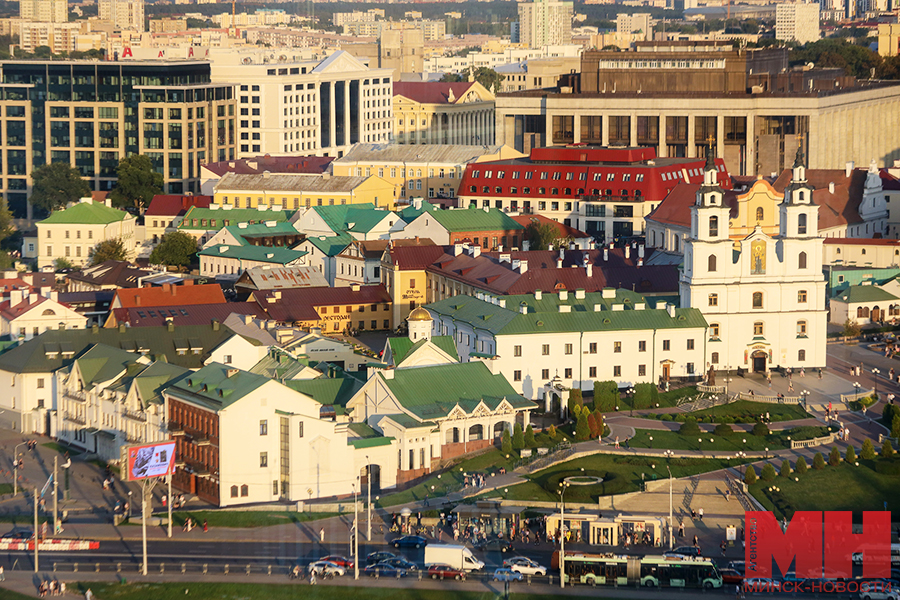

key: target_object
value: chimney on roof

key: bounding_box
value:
[453,243,464,256]
[518,260,528,274]
[135,295,141,306]
[829,182,835,194]
[556,258,563,269]
[212,319,220,331]
[184,279,193,286]
[558,304,571,313]
[559,289,568,301]
[575,289,585,300]
[558,247,565,260]
[10,289,24,305]
[118,323,126,333]
[638,244,645,259]
[470,245,481,258]
[511,258,520,270]
[586,263,593,277]
[263,170,270,179]
[91,323,99,334]
[519,303,528,314]
[500,253,511,264]
[666,303,676,318]
[846,161,855,177]
[226,368,239,378]
[589,240,596,250]
[534,290,542,300]
[167,320,174,332]
[603,248,608,262]
[415,236,419,244]
[625,245,630,260]
[498,299,506,309]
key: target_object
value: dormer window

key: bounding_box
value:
[798,213,807,235]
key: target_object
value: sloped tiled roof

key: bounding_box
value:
[116,302,264,328]
[41,201,131,225]
[178,206,293,230]
[336,143,507,166]
[312,203,394,234]
[113,283,226,309]
[285,377,363,407]
[646,183,739,229]
[67,261,155,289]
[834,285,900,304]
[198,244,307,265]
[303,233,354,257]
[509,214,591,239]
[166,363,271,411]
[425,206,524,233]
[253,285,392,322]
[393,82,477,105]
[235,266,328,290]
[145,195,212,217]
[216,172,370,193]
[202,156,333,177]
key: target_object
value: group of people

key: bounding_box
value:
[38,579,65,597]
[463,473,487,489]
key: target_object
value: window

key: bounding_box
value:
[37,378,44,389]
[663,340,670,351]
[241,485,248,497]
[797,320,807,336]
[589,366,597,378]
[542,369,550,380]
[708,254,717,272]
[542,344,549,355]
[513,370,522,381]
[260,452,268,467]
[709,216,718,237]
[710,323,719,339]
[752,292,763,309]
[514,345,522,356]
[798,290,807,303]
[638,364,646,376]
[798,349,806,362]
[708,293,718,306]
[754,321,764,336]
[614,341,622,353]
[299,422,304,438]
[687,363,695,375]
[799,252,807,269]
[259,420,267,435]
[565,343,573,355]
[638,340,646,352]
[231,486,238,498]
[711,352,719,364]
[564,368,573,378]
[687,339,695,350]
[756,207,764,221]
[798,213,807,235]
[589,342,597,354]
[613,366,622,377]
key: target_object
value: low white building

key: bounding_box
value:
[37,199,138,270]
[0,290,87,341]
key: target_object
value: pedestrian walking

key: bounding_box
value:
[698,507,704,521]
[721,540,727,556]
[693,535,699,547]
[800,368,805,378]
[678,521,685,537]
[203,520,208,533]
[310,570,317,585]
[320,528,325,543]
[0,565,5,581]
[615,436,620,449]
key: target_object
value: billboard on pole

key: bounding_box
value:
[124,441,176,482]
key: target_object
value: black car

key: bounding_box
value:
[664,546,701,558]
[364,564,408,578]
[391,535,427,549]
[379,557,418,571]
[366,551,397,566]
[475,538,515,553]
[0,530,32,540]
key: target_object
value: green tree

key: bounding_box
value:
[109,155,164,214]
[524,424,536,447]
[524,220,561,251]
[568,388,582,418]
[593,381,618,412]
[54,257,74,270]
[439,67,503,93]
[795,456,808,475]
[845,445,857,464]
[760,463,777,481]
[828,446,842,466]
[633,383,654,409]
[861,438,876,460]
[575,410,591,440]
[892,415,900,441]
[714,423,733,437]
[89,237,127,265]
[512,422,524,450]
[812,452,826,469]
[679,417,701,437]
[882,440,895,458]
[30,162,91,213]
[571,404,582,419]
[790,39,882,79]
[779,459,792,477]
[842,318,861,338]
[149,231,197,268]
[744,465,757,484]
[501,428,512,454]
[883,404,897,429]
[547,424,557,439]
[752,422,769,437]
[0,197,12,245]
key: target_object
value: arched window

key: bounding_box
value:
[752,292,763,309]
[756,207,764,222]
[798,191,805,202]
[799,252,807,269]
[798,349,806,362]
[753,321,764,336]
[651,231,656,247]
[711,352,719,364]
[674,237,679,252]
[41,309,56,316]
[708,254,717,272]
[708,293,718,306]
[798,213,807,235]
[710,323,720,338]
[862,249,867,255]
[709,216,718,237]
[836,248,841,254]
[240,484,249,497]
[230,485,238,498]
[797,320,807,336]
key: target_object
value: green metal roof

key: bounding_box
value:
[348,422,381,438]
[312,203,395,235]
[198,244,307,265]
[178,206,292,230]
[303,233,354,257]
[835,285,900,304]
[398,200,438,223]
[427,206,524,233]
[250,348,312,380]
[41,201,130,225]
[73,344,145,390]
[284,376,362,407]
[386,336,459,365]
[167,362,271,410]
[219,222,300,244]
[383,413,437,430]
[349,437,395,449]
[132,361,191,408]
[381,362,535,421]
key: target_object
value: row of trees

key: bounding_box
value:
[745,439,894,484]
[591,381,659,413]
[501,422,536,453]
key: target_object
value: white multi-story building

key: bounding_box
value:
[36,200,138,270]
[776,2,820,45]
[19,0,67,22]
[99,0,145,31]
[517,0,574,48]
[679,150,827,373]
[616,13,653,41]
[209,50,393,158]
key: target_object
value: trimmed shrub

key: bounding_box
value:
[744,465,757,484]
[593,381,618,412]
[679,417,701,436]
[812,452,826,469]
[844,445,857,464]
[893,415,900,441]
[501,429,512,454]
[779,460,791,477]
[760,463,777,481]
[714,423,734,437]
[512,423,525,450]
[674,414,686,423]
[861,438,876,460]
[661,414,674,422]
[875,458,900,475]
[524,424,536,447]
[828,446,842,466]
[794,456,808,475]
[883,440,895,458]
[575,410,591,441]
[752,422,770,437]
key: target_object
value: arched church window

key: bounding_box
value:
[752,292,763,309]
[756,207,764,222]
[708,254,717,272]
[798,191,805,202]
[799,252,808,269]
[709,216,718,237]
[798,213,807,235]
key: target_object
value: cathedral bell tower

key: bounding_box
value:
[779,140,818,239]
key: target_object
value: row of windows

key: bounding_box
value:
[469,185,642,199]
[706,320,807,339]
[708,290,809,307]
[319,304,390,314]
[471,170,650,183]
[512,338,694,356]
[259,419,304,437]
[708,349,807,364]
[706,250,808,273]
[512,363,688,381]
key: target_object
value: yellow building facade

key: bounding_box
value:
[212,172,397,211]
[393,81,496,146]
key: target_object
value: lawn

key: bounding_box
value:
[749,459,900,520]
[64,582,635,600]
[688,400,810,423]
[0,483,13,495]
[40,442,82,456]
[0,589,34,600]
[619,386,698,410]
[626,426,831,452]
[497,453,751,504]
[152,510,339,529]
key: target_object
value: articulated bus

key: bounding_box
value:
[552,551,723,589]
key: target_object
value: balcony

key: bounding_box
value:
[64,412,86,426]
[125,433,143,444]
[122,408,147,423]
[63,389,88,403]
[167,421,185,436]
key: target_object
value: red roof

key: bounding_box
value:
[393,82,476,105]
[113,302,264,327]
[509,214,591,239]
[202,155,334,178]
[112,283,226,310]
[772,168,864,231]
[0,278,33,294]
[145,195,213,217]
[253,285,392,323]
[0,295,73,320]
[384,244,446,270]
[647,183,738,229]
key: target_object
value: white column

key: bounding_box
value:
[328,81,336,153]
[716,114,725,159]
[343,81,351,149]
[658,113,667,158]
[687,115,696,158]
[573,114,581,144]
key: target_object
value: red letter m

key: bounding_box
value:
[747,511,823,578]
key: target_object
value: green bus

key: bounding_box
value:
[552,551,723,589]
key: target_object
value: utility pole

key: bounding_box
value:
[167,473,173,539]
[353,482,359,580]
[53,456,59,535]
[33,488,39,573]
[366,456,372,541]
[667,465,673,549]
[13,441,26,497]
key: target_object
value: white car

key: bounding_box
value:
[743,578,781,593]
[309,561,345,578]
[859,580,900,600]
[502,556,547,576]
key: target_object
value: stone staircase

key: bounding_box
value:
[678,393,737,413]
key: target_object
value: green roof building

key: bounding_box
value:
[36,200,138,270]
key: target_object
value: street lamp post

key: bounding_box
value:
[800,390,810,412]
[353,482,359,580]
[698,438,703,453]
[666,465,673,549]
[13,441,26,497]
[365,455,372,542]
[558,482,570,588]
[736,452,747,476]
[872,368,881,400]
[628,387,635,417]
[649,436,653,449]
[764,447,769,460]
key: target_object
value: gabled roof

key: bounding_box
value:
[312,203,395,234]
[336,144,509,166]
[393,82,480,105]
[509,214,591,240]
[215,172,370,193]
[198,244,307,265]
[235,266,328,290]
[217,222,301,245]
[178,206,293,230]
[253,285,392,322]
[383,244,446,270]
[380,361,535,421]
[41,201,132,225]
[116,302,264,328]
[285,376,363,408]
[647,183,739,229]
[339,238,438,260]
[386,336,459,365]
[303,233,354,257]
[771,168,865,230]
[834,285,900,304]
[72,343,145,389]
[250,347,314,380]
[67,261,156,289]
[0,295,76,321]
[423,206,524,233]
[132,361,191,408]
[113,283,226,309]
[398,200,439,222]
[166,363,271,411]
[0,278,33,294]
[202,155,333,178]
[145,194,212,217]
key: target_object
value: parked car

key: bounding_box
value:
[743,578,781,593]
[663,546,701,558]
[392,535,427,549]
[492,568,524,582]
[503,556,547,576]
[364,564,407,578]
[366,551,396,566]
[475,538,514,553]
[308,561,345,578]
[0,530,32,540]
[320,555,354,569]
[727,560,746,575]
[379,557,417,571]
[719,568,744,585]
[859,579,900,600]
[428,564,466,580]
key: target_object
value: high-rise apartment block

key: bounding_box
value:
[99,0,145,32]
[616,13,653,42]
[19,0,67,22]
[517,0,573,48]
[776,2,820,45]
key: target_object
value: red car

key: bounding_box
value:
[720,568,744,585]
[320,555,354,569]
[428,564,466,581]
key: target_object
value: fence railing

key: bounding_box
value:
[790,433,836,449]
[840,389,874,403]
[697,384,726,394]
[737,392,801,404]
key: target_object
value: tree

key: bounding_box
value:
[892,414,900,441]
[30,162,91,213]
[752,422,769,437]
[744,465,757,485]
[439,67,503,93]
[861,438,876,460]
[547,424,557,439]
[714,423,733,437]
[575,410,591,441]
[0,197,12,246]
[812,452,826,469]
[633,383,654,410]
[845,445,857,464]
[149,231,197,268]
[571,404,582,419]
[524,220,560,251]
[501,428,512,454]
[883,403,898,429]
[593,381,618,412]
[882,440,895,458]
[842,318,861,338]
[779,460,791,477]
[760,463,777,481]
[790,39,882,79]
[109,155,164,214]
[54,257,74,270]
[828,446,842,466]
[512,422,524,450]
[568,388,582,418]
[679,417,701,436]
[89,237,127,265]
[794,456,808,475]
[524,424,536,447]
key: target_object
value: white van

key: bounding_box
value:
[852,544,900,565]
[424,545,484,572]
